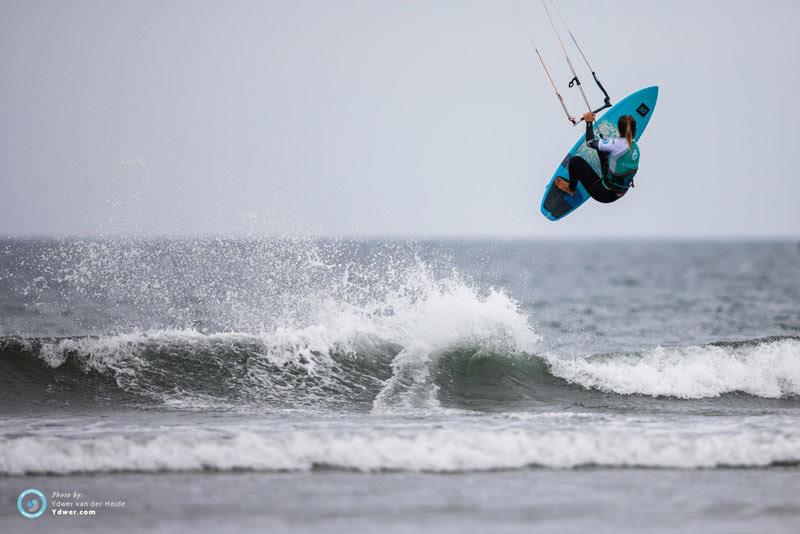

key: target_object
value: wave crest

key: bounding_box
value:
[547,337,800,399]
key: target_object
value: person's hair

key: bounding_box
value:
[618,115,637,152]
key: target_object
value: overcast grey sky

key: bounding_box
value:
[1,0,798,239]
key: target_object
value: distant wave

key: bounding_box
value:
[2,426,799,475]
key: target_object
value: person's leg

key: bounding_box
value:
[563,156,620,203]
[567,156,598,191]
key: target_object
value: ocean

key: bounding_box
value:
[1,238,799,533]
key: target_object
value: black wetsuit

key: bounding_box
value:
[567,122,623,204]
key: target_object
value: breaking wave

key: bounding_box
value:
[2,329,799,412]
[4,239,799,410]
[0,269,541,411]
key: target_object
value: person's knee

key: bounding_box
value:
[568,156,584,173]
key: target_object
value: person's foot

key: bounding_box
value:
[554,177,575,195]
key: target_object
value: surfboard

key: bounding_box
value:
[540,86,659,221]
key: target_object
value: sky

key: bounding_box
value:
[1,0,799,239]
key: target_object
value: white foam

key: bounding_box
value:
[547,338,800,399]
[1,427,798,475]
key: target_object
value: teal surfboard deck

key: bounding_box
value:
[540,86,659,221]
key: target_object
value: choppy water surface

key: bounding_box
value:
[1,239,799,532]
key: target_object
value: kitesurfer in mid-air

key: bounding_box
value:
[554,111,640,203]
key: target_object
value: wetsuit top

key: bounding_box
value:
[585,122,640,193]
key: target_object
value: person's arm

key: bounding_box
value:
[582,112,601,149]
[586,120,599,149]
[580,113,612,176]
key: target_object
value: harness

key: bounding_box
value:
[601,140,640,193]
